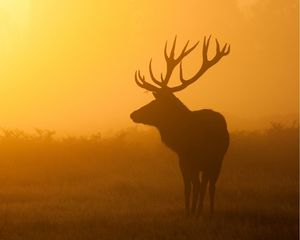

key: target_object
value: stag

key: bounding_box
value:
[130,36,230,217]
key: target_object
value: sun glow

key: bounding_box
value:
[0,0,30,29]
[0,0,30,56]
[0,0,297,134]
[0,0,30,53]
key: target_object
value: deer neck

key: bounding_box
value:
[157,106,191,153]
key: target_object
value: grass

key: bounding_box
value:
[0,124,298,239]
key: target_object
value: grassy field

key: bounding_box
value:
[0,124,298,240]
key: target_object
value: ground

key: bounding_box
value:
[0,126,298,239]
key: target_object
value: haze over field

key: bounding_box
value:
[0,0,298,135]
[0,1,298,239]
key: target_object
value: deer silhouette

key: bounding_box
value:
[130,36,230,217]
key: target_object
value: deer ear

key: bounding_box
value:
[152,92,159,99]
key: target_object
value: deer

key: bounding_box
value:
[130,36,230,217]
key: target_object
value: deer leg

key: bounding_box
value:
[196,172,209,218]
[209,180,216,217]
[191,171,200,216]
[179,161,191,217]
[183,178,191,217]
[209,162,222,217]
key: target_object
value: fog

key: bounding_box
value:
[0,0,298,134]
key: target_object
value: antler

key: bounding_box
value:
[171,36,230,92]
[149,36,199,87]
[134,36,230,93]
[134,70,161,92]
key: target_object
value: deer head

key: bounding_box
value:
[130,36,230,127]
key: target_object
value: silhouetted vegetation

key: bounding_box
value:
[0,123,298,239]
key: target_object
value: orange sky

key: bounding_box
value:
[0,0,298,135]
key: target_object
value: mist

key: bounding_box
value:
[0,123,298,239]
[0,0,298,239]
[0,0,298,134]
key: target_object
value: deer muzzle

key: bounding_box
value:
[130,111,140,123]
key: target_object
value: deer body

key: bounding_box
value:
[131,36,230,217]
[131,92,229,216]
